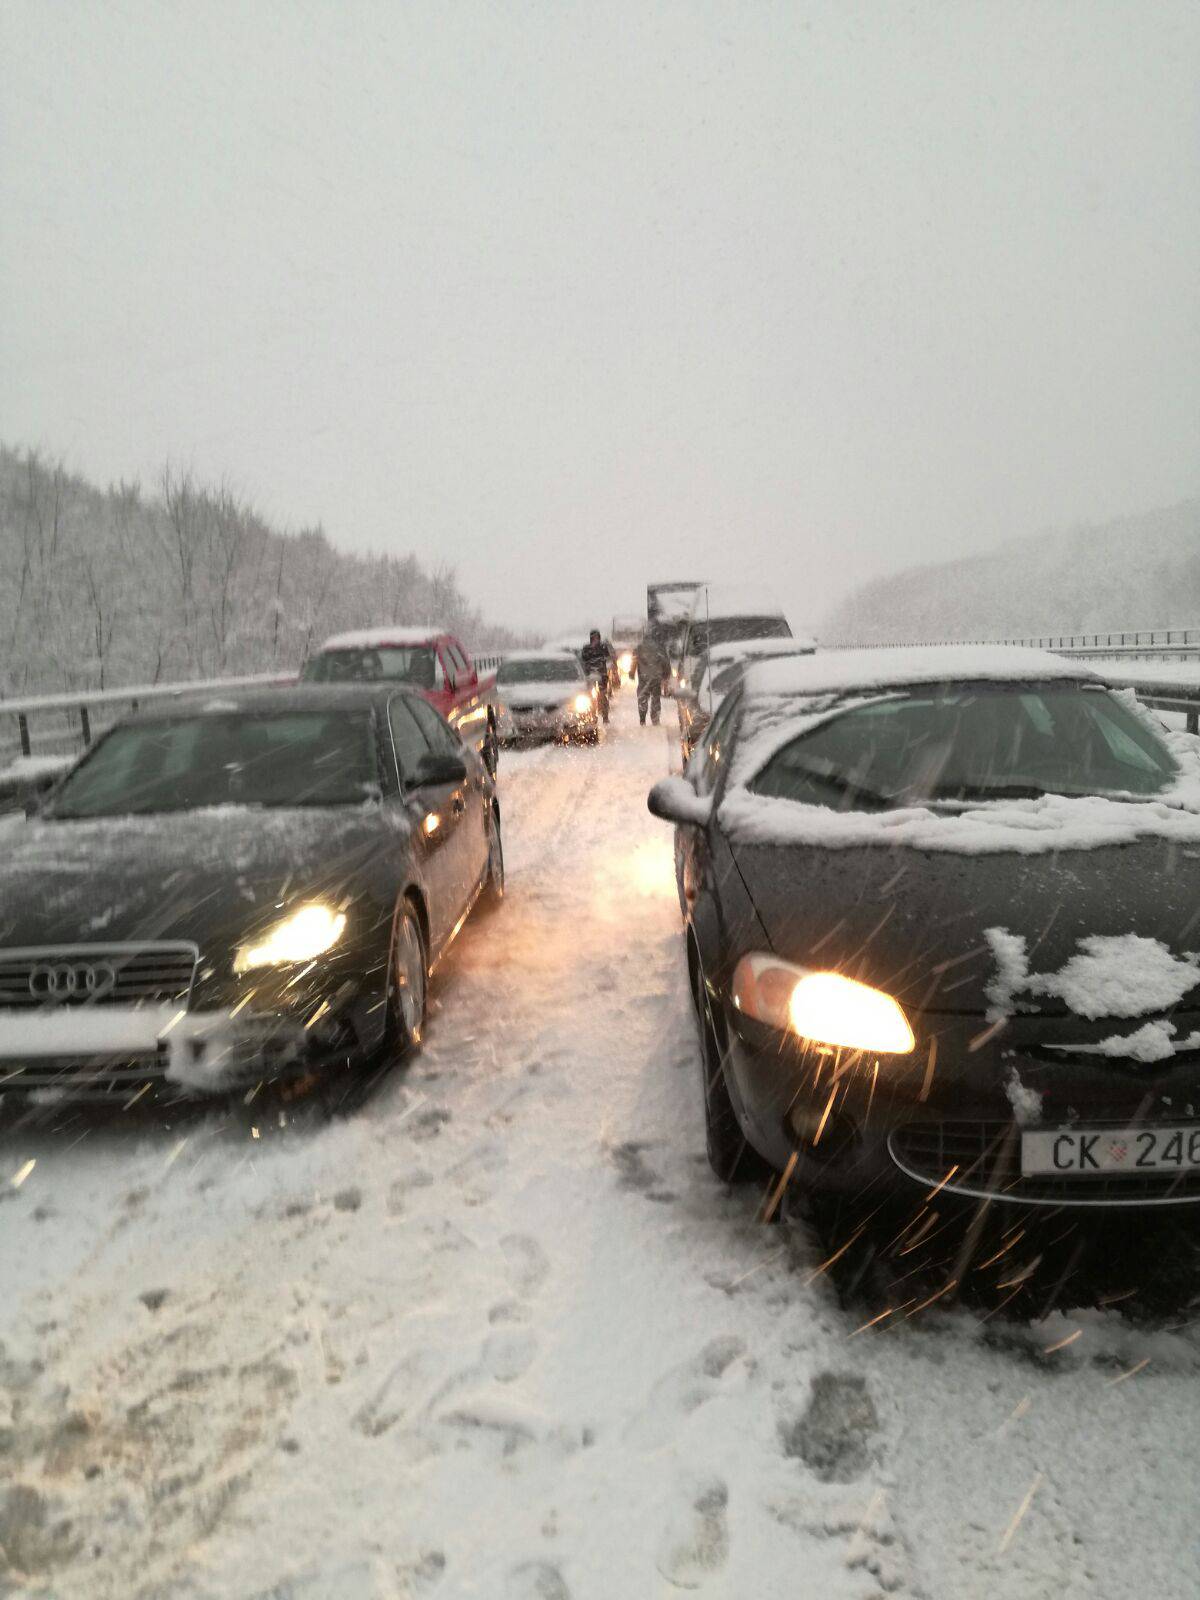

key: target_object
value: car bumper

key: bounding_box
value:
[503,708,597,741]
[0,987,387,1103]
[723,1008,1200,1209]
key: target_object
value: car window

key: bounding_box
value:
[688,690,741,797]
[449,643,472,679]
[407,694,463,756]
[388,696,432,783]
[750,684,1178,809]
[439,646,457,690]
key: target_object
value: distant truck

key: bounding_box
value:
[301,626,500,774]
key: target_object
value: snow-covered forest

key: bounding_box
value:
[824,500,1200,644]
[0,445,520,696]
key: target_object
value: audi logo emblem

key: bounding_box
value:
[28,961,117,1001]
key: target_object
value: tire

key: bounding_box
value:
[479,806,505,911]
[389,902,428,1055]
[483,721,499,777]
[697,968,771,1185]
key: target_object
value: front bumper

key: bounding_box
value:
[502,705,597,741]
[722,1007,1200,1208]
[0,981,388,1104]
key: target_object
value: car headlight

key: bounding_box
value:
[618,652,634,674]
[234,903,347,974]
[731,953,914,1054]
[572,693,593,714]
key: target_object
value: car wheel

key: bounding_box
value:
[479,806,505,911]
[483,721,499,777]
[389,902,428,1055]
[698,969,771,1186]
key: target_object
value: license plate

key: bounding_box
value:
[1021,1125,1200,1177]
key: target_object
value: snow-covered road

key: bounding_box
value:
[3,692,1199,1599]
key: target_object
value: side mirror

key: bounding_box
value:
[411,750,468,788]
[647,776,713,827]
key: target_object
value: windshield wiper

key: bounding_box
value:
[928,782,1049,802]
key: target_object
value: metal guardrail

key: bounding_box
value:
[0,673,294,762]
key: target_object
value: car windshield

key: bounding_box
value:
[48,711,379,817]
[497,657,581,684]
[303,646,437,688]
[690,616,790,655]
[750,683,1178,808]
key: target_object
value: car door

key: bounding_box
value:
[387,694,465,953]
[679,690,741,920]
[406,694,489,914]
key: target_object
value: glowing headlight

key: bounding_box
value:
[618,652,634,674]
[234,904,347,974]
[731,954,914,1054]
[572,693,593,714]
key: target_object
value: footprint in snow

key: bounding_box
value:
[504,1559,571,1599]
[387,1169,435,1216]
[623,1336,747,1449]
[501,1233,549,1298]
[609,1141,677,1203]
[781,1371,879,1484]
[483,1327,537,1384]
[655,1477,730,1590]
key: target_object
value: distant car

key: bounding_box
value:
[0,685,503,1109]
[302,627,499,775]
[495,652,599,745]
[674,584,792,695]
[648,646,1200,1211]
[677,637,818,761]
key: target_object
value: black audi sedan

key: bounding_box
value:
[648,647,1200,1210]
[0,684,503,1108]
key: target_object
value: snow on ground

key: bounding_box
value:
[2,692,1200,1598]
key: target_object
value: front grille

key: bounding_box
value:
[0,945,198,1008]
[0,1054,169,1100]
[889,1120,1200,1206]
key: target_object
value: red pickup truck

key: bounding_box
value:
[301,627,500,774]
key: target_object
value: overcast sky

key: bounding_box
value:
[2,0,1197,636]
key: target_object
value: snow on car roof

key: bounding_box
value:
[741,645,1095,700]
[504,649,582,665]
[705,637,817,666]
[318,625,440,650]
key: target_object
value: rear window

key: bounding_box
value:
[303,646,437,688]
[750,684,1177,810]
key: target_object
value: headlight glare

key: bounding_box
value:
[732,954,914,1054]
[572,693,593,714]
[234,904,347,973]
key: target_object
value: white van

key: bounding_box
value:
[675,584,792,691]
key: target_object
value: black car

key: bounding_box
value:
[0,685,503,1108]
[648,647,1200,1211]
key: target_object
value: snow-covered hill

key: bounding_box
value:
[824,500,1200,645]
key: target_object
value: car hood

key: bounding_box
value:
[0,807,394,951]
[730,836,1200,1018]
[501,683,584,708]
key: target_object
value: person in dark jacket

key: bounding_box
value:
[581,629,611,724]
[635,629,669,725]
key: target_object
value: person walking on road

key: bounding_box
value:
[581,628,612,724]
[635,628,669,726]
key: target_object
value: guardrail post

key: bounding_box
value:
[17,713,30,757]
[1190,709,1199,736]
[80,705,92,745]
